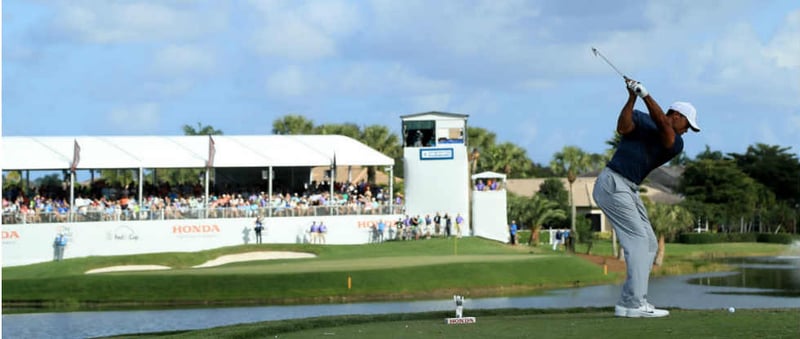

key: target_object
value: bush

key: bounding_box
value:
[679,233,720,244]
[723,233,757,242]
[517,230,532,245]
[679,232,797,244]
[756,233,796,244]
[595,232,613,240]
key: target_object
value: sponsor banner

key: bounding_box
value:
[172,223,222,238]
[2,214,401,267]
[420,148,454,160]
[2,230,21,244]
[445,317,476,324]
[108,226,140,241]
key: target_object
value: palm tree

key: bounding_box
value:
[359,125,401,184]
[549,146,593,177]
[466,127,497,154]
[604,131,621,160]
[272,115,314,135]
[360,125,401,158]
[466,127,498,173]
[507,193,566,246]
[647,201,694,265]
[99,169,136,187]
[486,142,534,178]
[315,123,362,139]
[182,122,223,136]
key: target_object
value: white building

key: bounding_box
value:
[400,111,471,235]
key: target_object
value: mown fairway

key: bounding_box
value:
[3,238,616,312]
[2,238,793,313]
[112,308,800,339]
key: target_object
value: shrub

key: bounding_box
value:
[679,233,720,244]
[517,230,532,245]
[723,233,757,242]
[679,232,797,244]
[595,232,613,240]
[756,233,796,244]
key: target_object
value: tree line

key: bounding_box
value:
[8,116,798,239]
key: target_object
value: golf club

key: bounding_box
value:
[591,47,626,79]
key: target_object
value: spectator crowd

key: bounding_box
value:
[2,180,402,225]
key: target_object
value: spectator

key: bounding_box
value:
[509,220,518,245]
[309,221,319,244]
[553,230,563,251]
[53,233,67,261]
[475,180,485,191]
[444,213,452,237]
[455,213,464,238]
[424,214,433,239]
[377,220,386,243]
[254,216,264,244]
[318,221,327,244]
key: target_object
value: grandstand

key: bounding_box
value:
[1,135,403,266]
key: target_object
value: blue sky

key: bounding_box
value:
[3,0,799,165]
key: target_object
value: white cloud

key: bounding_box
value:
[757,121,779,145]
[153,44,216,75]
[266,66,314,97]
[791,113,800,130]
[253,18,337,60]
[54,1,225,43]
[335,63,452,97]
[142,79,194,98]
[107,103,160,131]
[764,10,800,68]
[408,94,451,112]
[678,11,800,110]
[249,0,361,60]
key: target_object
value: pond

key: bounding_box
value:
[3,256,798,339]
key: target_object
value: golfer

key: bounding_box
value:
[592,77,700,318]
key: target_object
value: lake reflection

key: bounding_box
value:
[3,256,799,339]
[687,256,800,297]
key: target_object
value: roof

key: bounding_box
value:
[507,177,598,207]
[400,111,469,120]
[472,171,507,180]
[1,135,394,170]
[507,176,684,206]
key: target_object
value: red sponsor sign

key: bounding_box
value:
[356,220,393,229]
[172,224,221,234]
[445,317,476,325]
[2,230,20,239]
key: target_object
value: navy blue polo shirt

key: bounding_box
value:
[607,110,683,185]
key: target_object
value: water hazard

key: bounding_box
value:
[4,256,799,339]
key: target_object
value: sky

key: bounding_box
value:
[3,0,800,165]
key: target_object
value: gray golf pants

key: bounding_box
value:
[592,167,658,308]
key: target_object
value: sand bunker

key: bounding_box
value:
[85,265,172,274]
[192,251,316,268]
[84,251,316,274]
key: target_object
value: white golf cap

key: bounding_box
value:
[669,101,700,132]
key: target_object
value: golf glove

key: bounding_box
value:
[626,80,648,98]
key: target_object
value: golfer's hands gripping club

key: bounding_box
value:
[625,77,648,98]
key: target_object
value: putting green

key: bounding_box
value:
[145,254,549,275]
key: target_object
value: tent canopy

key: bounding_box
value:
[471,171,507,181]
[1,135,394,171]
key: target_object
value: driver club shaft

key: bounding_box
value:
[592,47,626,79]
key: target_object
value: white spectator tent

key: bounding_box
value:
[1,135,402,267]
[1,135,395,215]
[471,171,509,243]
[1,135,394,170]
